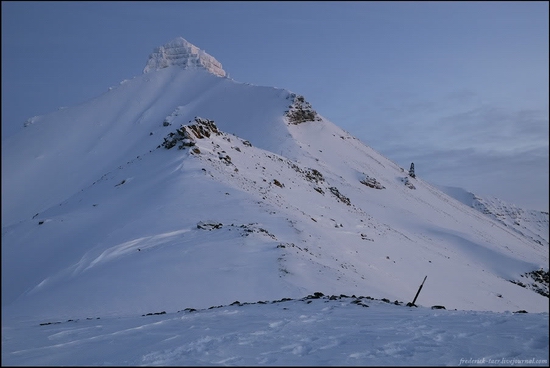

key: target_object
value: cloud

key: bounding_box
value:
[383,144,549,211]
[445,89,477,104]
[349,95,549,211]
[359,92,548,159]
[429,106,549,153]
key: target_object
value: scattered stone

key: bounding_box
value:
[360,175,385,189]
[39,321,61,326]
[509,271,549,298]
[329,186,351,206]
[197,221,223,230]
[401,176,416,189]
[142,311,166,316]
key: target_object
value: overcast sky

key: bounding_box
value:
[2,1,548,211]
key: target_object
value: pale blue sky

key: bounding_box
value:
[2,1,548,211]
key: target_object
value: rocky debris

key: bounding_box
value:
[329,186,351,206]
[38,294,428,326]
[186,117,220,138]
[305,168,324,183]
[162,117,220,150]
[195,221,276,239]
[142,311,166,316]
[238,223,276,239]
[197,221,223,230]
[401,176,416,190]
[360,175,385,189]
[287,162,325,184]
[285,94,321,124]
[361,233,374,241]
[218,151,232,165]
[509,268,549,298]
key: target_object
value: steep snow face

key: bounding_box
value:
[143,37,226,77]
[437,185,549,247]
[1,67,297,227]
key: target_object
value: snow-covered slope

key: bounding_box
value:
[2,38,548,324]
[437,185,549,248]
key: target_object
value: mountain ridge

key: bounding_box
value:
[436,185,548,247]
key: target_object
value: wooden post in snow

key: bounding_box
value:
[408,275,427,307]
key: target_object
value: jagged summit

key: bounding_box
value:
[143,37,226,77]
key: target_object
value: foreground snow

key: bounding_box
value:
[2,295,548,366]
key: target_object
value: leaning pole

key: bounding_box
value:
[409,275,427,306]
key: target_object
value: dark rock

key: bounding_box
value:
[285,95,321,124]
[329,186,351,205]
[197,221,223,230]
[360,175,385,189]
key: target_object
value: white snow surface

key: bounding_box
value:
[2,296,548,366]
[2,37,549,366]
[143,37,226,77]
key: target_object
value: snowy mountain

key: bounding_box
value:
[2,37,548,331]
